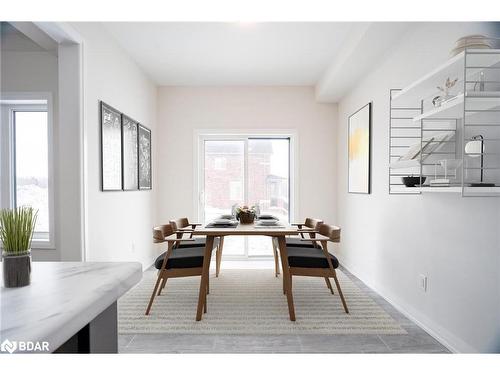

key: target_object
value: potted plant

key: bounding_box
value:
[235,205,257,224]
[0,206,38,288]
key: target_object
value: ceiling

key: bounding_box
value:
[1,22,58,54]
[102,22,415,101]
[1,22,45,52]
[103,22,359,86]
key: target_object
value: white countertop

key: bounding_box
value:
[0,262,142,352]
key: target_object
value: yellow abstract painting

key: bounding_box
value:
[348,103,371,193]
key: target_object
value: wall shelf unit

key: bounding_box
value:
[402,186,500,194]
[389,41,500,197]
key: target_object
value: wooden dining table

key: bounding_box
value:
[165,223,317,322]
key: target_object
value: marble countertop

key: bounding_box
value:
[0,262,142,352]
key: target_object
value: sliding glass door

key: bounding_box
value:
[201,136,291,258]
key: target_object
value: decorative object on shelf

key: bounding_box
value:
[432,95,443,107]
[440,159,462,180]
[0,206,38,288]
[348,102,372,194]
[432,93,461,108]
[101,101,123,191]
[122,115,139,190]
[402,176,426,188]
[465,135,495,187]
[450,35,493,57]
[437,77,458,102]
[235,205,256,224]
[138,124,152,190]
[429,159,463,187]
[473,71,486,92]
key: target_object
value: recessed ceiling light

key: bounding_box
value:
[237,22,257,27]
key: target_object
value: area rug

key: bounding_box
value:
[118,269,407,335]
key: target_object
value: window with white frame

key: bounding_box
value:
[1,96,54,247]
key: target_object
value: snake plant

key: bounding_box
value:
[0,206,38,256]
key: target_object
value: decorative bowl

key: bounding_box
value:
[402,176,426,187]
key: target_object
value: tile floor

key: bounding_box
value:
[119,262,450,353]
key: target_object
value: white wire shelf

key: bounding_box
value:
[391,49,500,108]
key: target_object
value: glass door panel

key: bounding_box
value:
[247,138,290,257]
[203,140,245,256]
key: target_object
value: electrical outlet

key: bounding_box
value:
[131,242,136,253]
[419,274,428,292]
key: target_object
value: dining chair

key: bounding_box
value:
[271,218,323,277]
[170,218,224,277]
[288,218,323,247]
[145,223,212,316]
[283,223,349,314]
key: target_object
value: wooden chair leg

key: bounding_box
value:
[196,236,214,321]
[207,274,210,295]
[145,274,163,315]
[157,277,168,296]
[215,247,221,277]
[204,291,207,314]
[324,277,334,294]
[216,237,224,277]
[272,238,280,277]
[332,272,349,314]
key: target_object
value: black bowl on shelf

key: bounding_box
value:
[402,176,426,187]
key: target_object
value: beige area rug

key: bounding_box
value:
[118,269,407,335]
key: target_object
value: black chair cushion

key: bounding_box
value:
[285,237,318,248]
[154,247,205,270]
[287,247,339,269]
[176,237,220,249]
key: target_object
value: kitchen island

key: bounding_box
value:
[0,262,142,353]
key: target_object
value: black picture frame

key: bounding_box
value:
[348,102,372,194]
[138,124,152,190]
[121,114,139,190]
[100,101,123,191]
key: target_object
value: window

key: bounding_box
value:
[1,96,54,247]
[14,111,50,237]
[198,133,295,258]
[213,157,227,170]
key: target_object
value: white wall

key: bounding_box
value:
[71,23,158,269]
[156,87,337,226]
[1,47,61,261]
[336,22,500,353]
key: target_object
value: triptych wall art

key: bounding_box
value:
[100,101,152,191]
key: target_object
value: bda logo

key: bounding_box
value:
[1,339,17,354]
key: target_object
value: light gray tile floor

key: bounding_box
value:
[119,266,450,353]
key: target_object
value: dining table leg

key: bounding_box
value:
[196,235,214,321]
[276,235,296,321]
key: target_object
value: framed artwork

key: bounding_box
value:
[122,115,139,190]
[100,101,123,191]
[138,124,152,190]
[348,102,372,194]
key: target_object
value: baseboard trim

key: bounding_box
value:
[337,255,478,353]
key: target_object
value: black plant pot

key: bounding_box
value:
[2,252,31,288]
